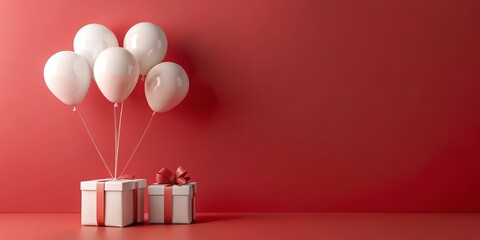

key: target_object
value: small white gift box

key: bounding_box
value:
[148,182,197,224]
[80,178,146,227]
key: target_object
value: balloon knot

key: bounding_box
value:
[114,103,119,108]
[73,106,77,112]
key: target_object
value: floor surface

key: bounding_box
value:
[0,213,479,239]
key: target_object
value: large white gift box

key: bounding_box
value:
[80,178,146,227]
[148,182,197,224]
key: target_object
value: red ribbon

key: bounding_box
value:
[155,166,190,185]
[96,179,110,226]
[154,166,193,223]
[95,175,139,226]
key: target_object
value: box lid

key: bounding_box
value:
[148,182,197,196]
[80,178,147,191]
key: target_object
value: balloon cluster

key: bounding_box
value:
[44,22,189,113]
[43,22,190,178]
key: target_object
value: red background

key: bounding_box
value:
[0,0,480,212]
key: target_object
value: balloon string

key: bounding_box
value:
[113,104,118,178]
[119,112,156,176]
[75,106,113,178]
[115,102,124,179]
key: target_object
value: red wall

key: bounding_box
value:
[1,0,480,212]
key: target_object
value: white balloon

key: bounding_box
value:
[44,51,91,106]
[74,24,119,72]
[124,22,168,76]
[145,62,189,113]
[94,47,139,103]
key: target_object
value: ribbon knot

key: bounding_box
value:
[155,166,190,185]
[118,174,135,180]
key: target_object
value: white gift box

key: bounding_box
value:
[80,178,146,227]
[148,182,197,224]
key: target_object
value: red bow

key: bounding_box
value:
[154,166,190,185]
[118,174,135,179]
